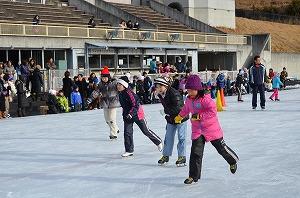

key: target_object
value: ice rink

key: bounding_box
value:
[1,89,300,198]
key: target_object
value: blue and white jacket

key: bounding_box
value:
[249,64,267,85]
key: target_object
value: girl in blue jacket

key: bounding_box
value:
[269,73,283,101]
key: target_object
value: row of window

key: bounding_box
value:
[83,54,186,69]
[0,50,66,68]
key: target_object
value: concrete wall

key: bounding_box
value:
[206,0,235,28]
[156,0,235,28]
[272,52,300,79]
[149,0,223,33]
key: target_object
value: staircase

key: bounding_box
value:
[111,3,195,32]
[0,0,110,27]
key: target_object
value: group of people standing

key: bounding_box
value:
[0,58,45,118]
[149,57,188,74]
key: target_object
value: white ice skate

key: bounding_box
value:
[157,143,163,152]
[121,152,133,157]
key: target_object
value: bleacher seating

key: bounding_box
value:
[111,3,196,32]
[0,0,110,27]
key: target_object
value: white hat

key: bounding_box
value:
[125,72,131,80]
[117,76,129,88]
[154,77,169,87]
[49,89,57,95]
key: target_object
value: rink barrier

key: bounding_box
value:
[44,69,239,91]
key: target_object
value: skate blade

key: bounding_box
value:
[158,162,168,166]
[121,154,134,158]
[184,181,198,186]
[176,163,186,167]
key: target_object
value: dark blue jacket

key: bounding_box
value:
[118,88,140,119]
[249,64,267,85]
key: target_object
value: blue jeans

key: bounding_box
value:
[163,122,187,157]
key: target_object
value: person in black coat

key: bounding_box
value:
[143,72,152,104]
[75,74,88,110]
[0,77,6,118]
[47,90,59,114]
[62,71,74,106]
[171,74,180,90]
[154,77,188,165]
[15,76,27,117]
[249,55,268,109]
[235,69,245,102]
[88,16,96,28]
[30,66,43,101]
[136,77,145,104]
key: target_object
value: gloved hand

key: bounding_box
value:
[174,115,183,124]
[191,113,201,121]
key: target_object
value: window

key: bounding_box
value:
[88,55,100,68]
[101,55,114,68]
[8,50,19,66]
[77,56,85,69]
[0,50,6,63]
[32,50,42,66]
[129,55,140,68]
[21,50,31,62]
[55,50,65,63]
[44,50,54,66]
[118,55,128,68]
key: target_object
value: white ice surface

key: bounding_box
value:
[1,89,300,198]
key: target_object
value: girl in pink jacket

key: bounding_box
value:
[175,75,239,185]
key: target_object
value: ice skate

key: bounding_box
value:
[121,152,133,157]
[184,177,197,185]
[109,135,117,140]
[230,164,237,174]
[175,156,186,167]
[158,156,169,165]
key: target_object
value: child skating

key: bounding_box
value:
[154,77,188,166]
[269,72,283,101]
[174,75,239,184]
[116,76,163,157]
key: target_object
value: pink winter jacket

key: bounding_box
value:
[179,94,223,141]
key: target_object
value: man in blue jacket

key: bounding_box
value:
[249,55,268,110]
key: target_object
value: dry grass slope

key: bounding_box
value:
[236,0,292,9]
[218,17,300,53]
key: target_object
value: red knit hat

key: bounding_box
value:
[101,66,110,77]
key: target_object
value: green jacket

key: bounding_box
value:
[57,96,69,113]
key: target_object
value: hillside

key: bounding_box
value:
[219,17,300,53]
[236,0,292,9]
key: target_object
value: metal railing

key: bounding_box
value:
[0,23,248,45]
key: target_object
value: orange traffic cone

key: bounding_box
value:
[216,90,223,112]
[220,88,226,107]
